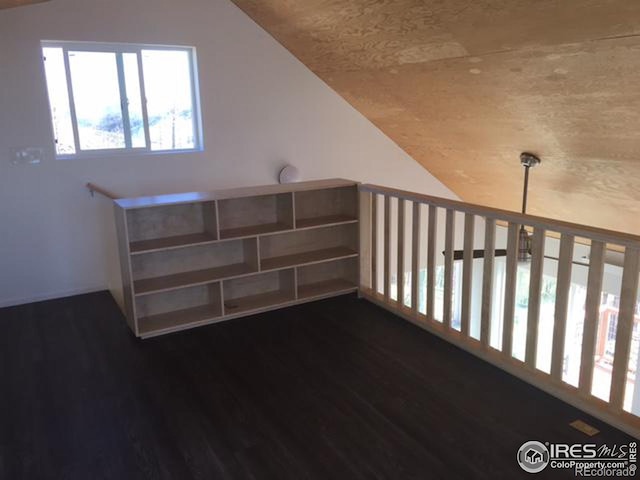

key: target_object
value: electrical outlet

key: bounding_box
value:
[10,147,44,165]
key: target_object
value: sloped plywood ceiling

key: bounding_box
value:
[0,0,48,9]
[232,0,640,235]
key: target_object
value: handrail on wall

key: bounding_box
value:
[86,182,119,200]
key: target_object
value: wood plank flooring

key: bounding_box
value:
[0,291,634,479]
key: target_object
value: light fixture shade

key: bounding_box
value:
[279,165,300,184]
[518,226,530,262]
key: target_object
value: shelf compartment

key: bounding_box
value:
[298,279,357,300]
[137,283,222,336]
[218,193,293,240]
[223,270,295,315]
[260,223,358,271]
[131,239,258,295]
[126,202,218,253]
[294,186,357,228]
[139,304,222,337]
[219,222,292,240]
[297,257,358,300]
[134,263,255,296]
[130,232,217,254]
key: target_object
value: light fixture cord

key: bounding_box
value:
[522,164,530,215]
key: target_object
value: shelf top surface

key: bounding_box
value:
[115,178,358,210]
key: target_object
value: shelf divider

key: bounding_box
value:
[261,246,358,271]
[134,262,257,296]
[295,215,357,230]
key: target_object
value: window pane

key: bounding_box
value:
[123,53,146,148]
[142,49,195,150]
[513,262,531,362]
[417,204,428,315]
[490,225,508,350]
[375,194,385,296]
[451,211,464,331]
[592,263,624,402]
[562,261,588,388]
[624,286,640,415]
[536,232,560,373]
[42,47,75,155]
[389,197,398,302]
[469,237,484,341]
[401,200,412,309]
[68,51,125,150]
[433,208,445,322]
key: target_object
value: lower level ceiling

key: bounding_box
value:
[232,0,640,236]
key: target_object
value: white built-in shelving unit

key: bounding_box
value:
[112,179,359,338]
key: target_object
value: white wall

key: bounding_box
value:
[0,0,455,307]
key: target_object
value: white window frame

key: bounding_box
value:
[41,40,204,159]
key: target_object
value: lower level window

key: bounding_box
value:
[41,41,202,157]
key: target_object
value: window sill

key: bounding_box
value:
[55,147,204,160]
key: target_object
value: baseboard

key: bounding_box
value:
[0,285,107,309]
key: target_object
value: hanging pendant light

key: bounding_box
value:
[518,225,531,262]
[518,152,541,263]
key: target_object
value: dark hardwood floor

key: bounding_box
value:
[0,292,634,479]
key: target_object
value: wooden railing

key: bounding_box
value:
[86,182,119,200]
[359,184,640,438]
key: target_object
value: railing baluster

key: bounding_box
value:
[371,194,378,293]
[502,223,519,356]
[426,205,437,321]
[609,247,640,410]
[461,213,474,337]
[525,227,545,367]
[411,202,420,315]
[578,240,605,395]
[551,234,574,381]
[356,183,640,438]
[359,191,373,290]
[397,199,405,306]
[481,218,495,348]
[384,195,391,301]
[443,209,455,328]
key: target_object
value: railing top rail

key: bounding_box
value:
[360,183,640,248]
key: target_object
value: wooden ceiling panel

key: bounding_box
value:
[0,0,48,10]
[237,0,640,71]
[235,0,640,234]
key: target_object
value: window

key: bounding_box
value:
[41,41,202,157]
[607,313,618,342]
[605,312,618,357]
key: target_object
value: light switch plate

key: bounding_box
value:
[10,147,44,165]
